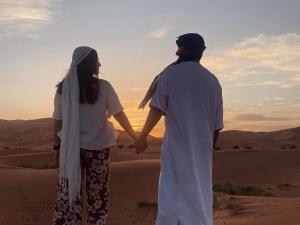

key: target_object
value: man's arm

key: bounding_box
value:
[135,106,163,152]
[213,129,221,166]
[213,130,220,150]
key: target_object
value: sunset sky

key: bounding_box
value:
[1,0,300,136]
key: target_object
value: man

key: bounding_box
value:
[135,33,223,225]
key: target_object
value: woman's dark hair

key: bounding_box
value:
[57,49,100,104]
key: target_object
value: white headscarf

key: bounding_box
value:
[59,46,93,205]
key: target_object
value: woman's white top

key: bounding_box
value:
[53,79,123,150]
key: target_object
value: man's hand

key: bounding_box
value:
[135,106,163,154]
[135,134,148,154]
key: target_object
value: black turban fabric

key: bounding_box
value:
[176,33,206,59]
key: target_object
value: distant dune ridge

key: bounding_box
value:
[0,118,299,225]
[217,127,300,150]
[0,118,299,151]
[0,118,160,150]
[0,118,53,150]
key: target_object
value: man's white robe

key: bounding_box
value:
[150,61,223,225]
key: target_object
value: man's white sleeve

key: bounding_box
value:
[215,83,224,131]
[149,74,169,115]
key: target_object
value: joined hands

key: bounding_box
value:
[134,133,148,154]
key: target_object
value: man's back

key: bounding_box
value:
[150,61,223,225]
[154,61,223,142]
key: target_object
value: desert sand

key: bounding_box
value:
[0,118,299,225]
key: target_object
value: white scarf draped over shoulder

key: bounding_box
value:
[59,46,93,205]
[138,60,180,109]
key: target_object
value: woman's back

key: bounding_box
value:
[53,79,123,150]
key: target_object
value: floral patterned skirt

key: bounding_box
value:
[53,148,110,225]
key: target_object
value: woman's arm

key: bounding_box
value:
[113,111,137,141]
[54,119,62,146]
[53,119,62,164]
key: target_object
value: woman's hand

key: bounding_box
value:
[134,106,163,154]
[135,134,148,154]
[131,132,138,142]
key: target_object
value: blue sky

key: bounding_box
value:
[0,0,300,134]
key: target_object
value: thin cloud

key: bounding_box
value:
[236,113,291,121]
[273,97,285,101]
[129,86,148,91]
[135,28,168,44]
[290,75,300,81]
[256,77,300,88]
[149,29,168,39]
[222,107,300,131]
[203,33,300,85]
[0,0,62,39]
[226,33,300,72]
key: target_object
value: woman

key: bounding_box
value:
[52,46,136,225]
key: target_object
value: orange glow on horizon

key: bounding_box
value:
[110,101,165,137]
[1,95,299,138]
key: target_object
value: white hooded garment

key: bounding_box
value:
[150,61,223,225]
[59,46,93,205]
[56,46,124,206]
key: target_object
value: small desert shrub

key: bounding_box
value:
[227,202,247,216]
[232,145,239,150]
[289,144,297,149]
[277,183,291,188]
[213,182,272,197]
[137,201,157,209]
[244,145,253,150]
[215,146,221,150]
[20,164,58,169]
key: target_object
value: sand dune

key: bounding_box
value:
[1,150,300,225]
[0,160,160,225]
[217,127,300,150]
[214,150,300,185]
[1,118,299,152]
[214,194,300,225]
[0,118,159,151]
[0,149,160,169]
[213,149,300,197]
[0,119,300,225]
[0,119,53,150]
[2,148,299,188]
